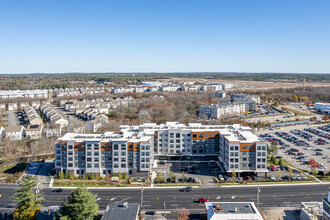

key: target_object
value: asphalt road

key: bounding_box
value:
[1,184,329,213]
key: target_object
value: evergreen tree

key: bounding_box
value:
[90,173,94,180]
[13,176,44,220]
[58,188,99,220]
[65,172,69,179]
[118,171,122,180]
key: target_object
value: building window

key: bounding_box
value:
[114,164,118,168]
[94,146,99,150]
[243,146,247,149]
[114,144,118,150]
[199,134,203,138]
[121,164,126,168]
[94,164,99,168]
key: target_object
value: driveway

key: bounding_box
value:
[7,111,17,126]
[34,160,55,189]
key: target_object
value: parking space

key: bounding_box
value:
[256,123,330,173]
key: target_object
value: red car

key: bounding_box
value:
[318,142,325,145]
[246,176,252,181]
[198,198,209,203]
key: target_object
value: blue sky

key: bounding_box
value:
[0,0,329,73]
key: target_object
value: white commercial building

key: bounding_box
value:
[315,102,330,114]
[204,202,264,220]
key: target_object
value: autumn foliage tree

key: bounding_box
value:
[173,208,190,220]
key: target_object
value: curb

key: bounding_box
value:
[220,182,330,188]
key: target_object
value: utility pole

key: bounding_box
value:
[257,183,260,208]
[141,183,144,210]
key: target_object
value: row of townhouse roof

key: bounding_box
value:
[39,103,68,128]
[55,122,267,177]
[50,82,234,97]
[0,125,43,141]
[22,105,43,126]
[0,101,43,111]
[0,89,49,99]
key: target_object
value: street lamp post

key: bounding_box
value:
[141,183,144,211]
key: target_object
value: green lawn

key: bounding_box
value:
[284,107,313,116]
[53,180,131,187]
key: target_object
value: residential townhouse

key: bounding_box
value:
[26,124,43,140]
[6,125,25,140]
[55,122,267,177]
[22,106,43,126]
[39,103,68,127]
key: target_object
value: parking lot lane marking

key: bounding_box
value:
[171,204,179,207]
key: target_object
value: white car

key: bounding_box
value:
[269,175,276,181]
[156,170,166,174]
[302,176,307,180]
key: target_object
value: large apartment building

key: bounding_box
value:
[199,102,246,119]
[55,122,267,177]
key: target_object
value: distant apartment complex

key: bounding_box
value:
[0,89,48,99]
[199,102,246,119]
[230,93,260,112]
[55,122,267,177]
[199,93,260,119]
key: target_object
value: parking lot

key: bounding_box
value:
[256,123,330,173]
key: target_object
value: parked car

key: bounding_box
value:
[218,175,224,181]
[269,175,276,181]
[158,161,165,165]
[198,198,209,203]
[246,176,252,181]
[316,152,323,156]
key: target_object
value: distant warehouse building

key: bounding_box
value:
[315,102,330,114]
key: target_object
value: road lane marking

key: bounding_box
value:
[171,204,179,207]
[110,198,116,201]
[144,205,151,207]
